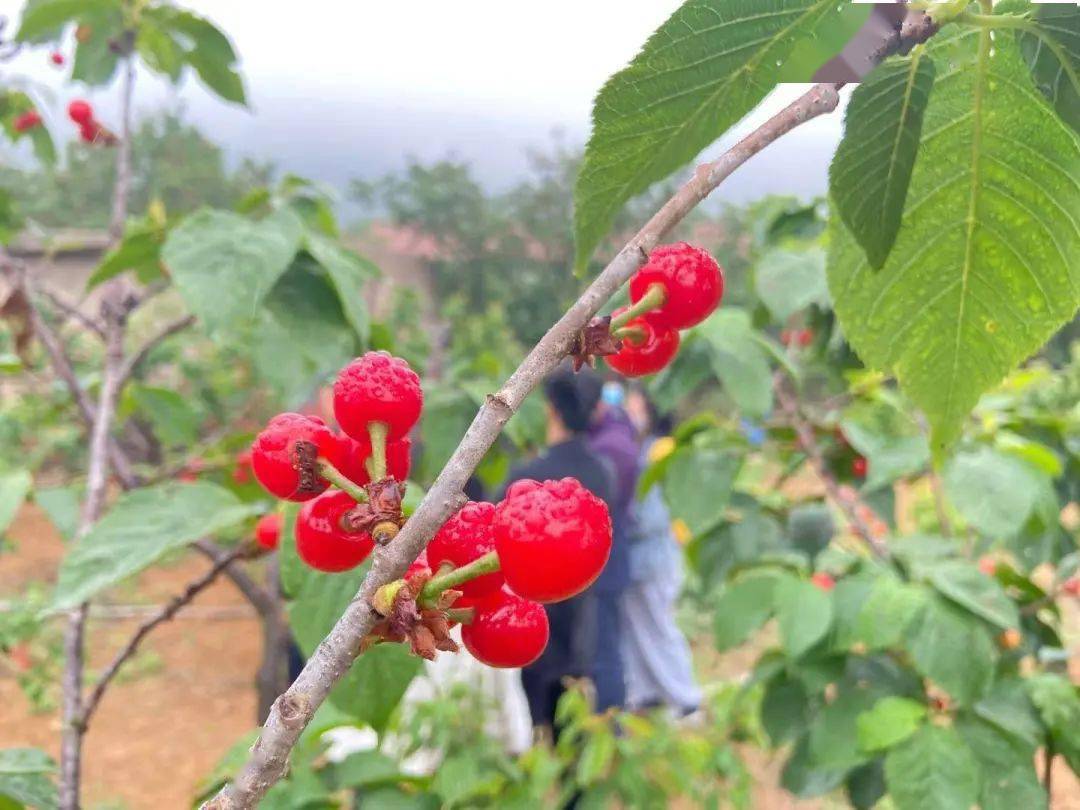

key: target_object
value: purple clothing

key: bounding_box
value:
[588,408,640,594]
[588,409,641,516]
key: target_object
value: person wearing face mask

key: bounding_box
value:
[620,384,702,716]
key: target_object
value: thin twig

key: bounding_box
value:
[118,314,196,384]
[773,376,889,558]
[81,544,250,724]
[927,468,953,537]
[38,288,105,338]
[59,49,136,808]
[206,80,848,810]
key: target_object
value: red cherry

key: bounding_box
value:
[493,478,612,603]
[797,329,814,347]
[405,550,430,580]
[334,433,412,485]
[232,448,254,484]
[333,352,422,442]
[50,52,65,66]
[852,456,868,478]
[254,513,283,551]
[811,572,835,592]
[79,121,100,143]
[461,588,549,668]
[606,310,680,377]
[1062,579,1080,597]
[978,557,996,577]
[295,490,373,572]
[178,458,205,482]
[629,242,723,330]
[67,100,93,125]
[13,111,42,133]
[428,501,504,598]
[251,413,338,501]
[780,329,793,346]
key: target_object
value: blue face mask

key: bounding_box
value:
[602,382,625,408]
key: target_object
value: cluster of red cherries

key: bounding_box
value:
[604,242,724,377]
[66,99,113,145]
[245,352,613,669]
[9,98,113,145]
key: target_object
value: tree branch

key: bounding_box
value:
[59,288,126,810]
[205,81,846,810]
[118,314,196,385]
[108,54,136,241]
[38,288,105,338]
[773,376,890,559]
[80,543,250,725]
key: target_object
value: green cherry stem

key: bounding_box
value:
[419,550,501,604]
[317,459,369,503]
[609,283,666,332]
[611,325,647,345]
[367,421,389,481]
[445,607,476,625]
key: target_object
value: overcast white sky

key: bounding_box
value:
[0,1,848,200]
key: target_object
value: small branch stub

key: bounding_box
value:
[342,479,405,541]
[569,315,622,371]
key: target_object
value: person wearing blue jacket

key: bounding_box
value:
[620,385,702,715]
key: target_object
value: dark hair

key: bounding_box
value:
[543,362,602,434]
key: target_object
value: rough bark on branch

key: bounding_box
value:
[206,81,845,810]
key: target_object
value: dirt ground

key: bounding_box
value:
[2,503,1079,809]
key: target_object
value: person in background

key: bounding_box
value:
[500,362,616,735]
[620,384,702,716]
[585,380,639,713]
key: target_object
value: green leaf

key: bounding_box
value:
[661,440,741,536]
[781,735,847,799]
[305,233,378,344]
[0,470,31,537]
[137,20,185,83]
[1027,673,1080,774]
[974,678,1044,750]
[839,402,930,490]
[905,596,996,706]
[944,447,1044,537]
[854,574,928,650]
[576,730,616,786]
[185,46,246,105]
[845,761,887,810]
[161,208,301,334]
[924,559,1019,630]
[774,577,832,659]
[252,256,357,404]
[827,26,1080,455]
[761,672,809,746]
[127,385,201,447]
[754,247,829,320]
[884,725,980,810]
[33,486,81,541]
[329,750,402,791]
[15,0,115,41]
[713,572,780,650]
[808,683,878,770]
[87,222,165,290]
[51,482,259,612]
[956,715,1047,810]
[70,9,122,86]
[573,0,854,271]
[696,308,773,417]
[1016,3,1080,136]
[155,8,247,105]
[0,748,57,810]
[856,697,926,752]
[830,52,937,269]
